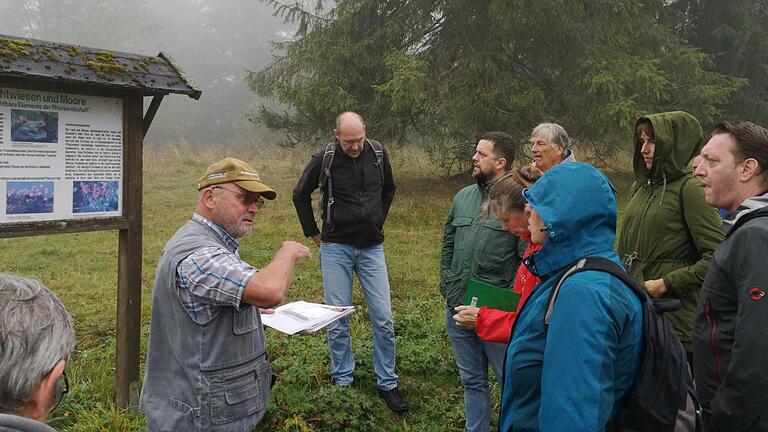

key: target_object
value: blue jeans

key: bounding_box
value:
[446,307,506,432]
[320,242,398,390]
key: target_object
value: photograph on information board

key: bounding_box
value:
[10,109,58,143]
[72,180,119,213]
[5,181,54,215]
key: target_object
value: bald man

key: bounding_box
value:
[293,112,406,412]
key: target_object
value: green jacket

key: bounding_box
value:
[440,181,524,309]
[617,111,724,350]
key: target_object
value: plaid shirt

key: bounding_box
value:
[176,213,258,324]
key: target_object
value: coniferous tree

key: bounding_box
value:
[249,0,743,171]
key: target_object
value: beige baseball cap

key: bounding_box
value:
[197,157,276,200]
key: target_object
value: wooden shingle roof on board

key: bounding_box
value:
[0,34,201,99]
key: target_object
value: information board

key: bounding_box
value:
[0,87,123,223]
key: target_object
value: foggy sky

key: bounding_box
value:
[0,0,296,146]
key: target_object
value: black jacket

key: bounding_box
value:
[293,139,396,247]
[693,195,768,432]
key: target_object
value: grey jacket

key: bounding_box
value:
[693,193,768,432]
[0,414,56,432]
[139,219,271,432]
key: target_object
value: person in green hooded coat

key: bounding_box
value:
[617,111,724,370]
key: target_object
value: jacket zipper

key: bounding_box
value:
[626,180,654,274]
[624,251,639,273]
[705,299,723,382]
[354,158,366,218]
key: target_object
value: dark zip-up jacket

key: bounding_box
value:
[693,194,768,432]
[293,139,396,247]
[617,111,724,351]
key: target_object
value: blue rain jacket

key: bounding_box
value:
[499,162,642,431]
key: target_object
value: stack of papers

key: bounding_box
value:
[261,301,355,335]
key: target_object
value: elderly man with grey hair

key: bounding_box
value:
[529,122,576,172]
[0,273,75,432]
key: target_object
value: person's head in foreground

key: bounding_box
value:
[529,123,572,172]
[0,273,75,428]
[523,161,617,251]
[486,166,542,241]
[500,162,642,431]
[196,157,277,238]
[694,120,768,214]
[633,112,703,181]
[472,131,517,185]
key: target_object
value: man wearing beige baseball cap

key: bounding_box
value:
[140,157,312,432]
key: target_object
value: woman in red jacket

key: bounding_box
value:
[453,166,541,343]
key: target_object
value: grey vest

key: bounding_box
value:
[139,219,271,432]
[0,414,57,432]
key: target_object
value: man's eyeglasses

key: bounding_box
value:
[51,371,69,413]
[211,186,265,209]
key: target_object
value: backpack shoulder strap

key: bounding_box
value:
[367,138,384,156]
[317,141,337,224]
[318,141,337,190]
[366,138,385,185]
[545,257,644,327]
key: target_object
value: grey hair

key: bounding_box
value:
[0,273,75,413]
[531,123,571,157]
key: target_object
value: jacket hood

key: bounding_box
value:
[633,111,703,184]
[523,162,618,278]
[724,191,768,232]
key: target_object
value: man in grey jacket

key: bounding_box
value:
[693,121,768,432]
[140,158,312,432]
[0,273,75,432]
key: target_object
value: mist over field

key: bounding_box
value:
[1,1,767,430]
[1,0,292,147]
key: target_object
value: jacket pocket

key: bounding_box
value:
[207,354,271,425]
[449,217,473,269]
[452,216,472,229]
[233,305,259,335]
[704,298,723,383]
[479,218,506,250]
[481,217,504,231]
[169,397,197,417]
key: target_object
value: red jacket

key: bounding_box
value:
[475,241,541,343]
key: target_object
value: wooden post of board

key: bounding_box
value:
[116,94,143,408]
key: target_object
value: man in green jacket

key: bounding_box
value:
[440,131,523,432]
[618,111,724,369]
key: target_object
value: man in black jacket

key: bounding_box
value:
[693,120,768,432]
[293,112,406,412]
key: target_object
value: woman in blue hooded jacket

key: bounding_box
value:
[499,162,643,431]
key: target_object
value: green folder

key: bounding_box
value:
[463,279,521,312]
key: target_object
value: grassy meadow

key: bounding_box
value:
[0,144,634,431]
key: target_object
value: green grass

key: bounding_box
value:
[0,145,634,431]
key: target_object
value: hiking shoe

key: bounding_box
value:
[378,386,408,413]
[333,377,353,387]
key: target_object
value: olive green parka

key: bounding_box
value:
[617,111,724,351]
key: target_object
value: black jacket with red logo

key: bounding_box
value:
[693,195,768,432]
